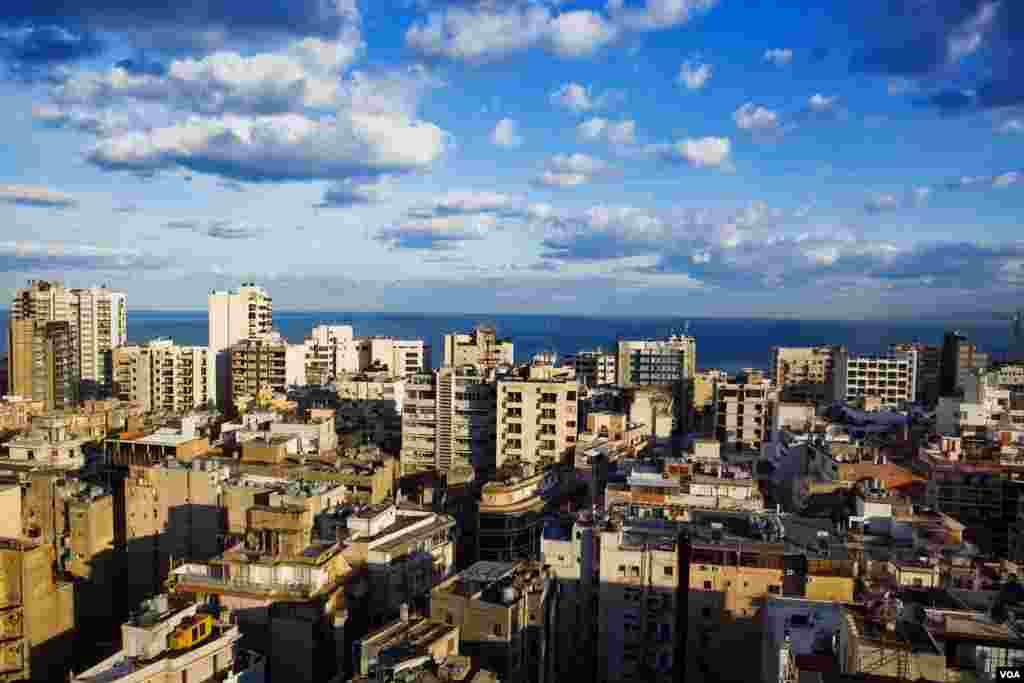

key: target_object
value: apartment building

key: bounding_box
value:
[435,366,497,474]
[430,561,553,683]
[770,346,843,404]
[230,332,304,411]
[71,595,262,683]
[7,281,75,403]
[443,325,514,372]
[169,504,350,683]
[2,414,89,469]
[567,349,617,387]
[940,331,989,397]
[71,286,127,394]
[833,348,918,408]
[477,465,561,562]
[597,518,689,683]
[496,364,579,470]
[713,379,777,452]
[304,324,358,385]
[401,372,438,476]
[891,342,942,404]
[208,283,273,407]
[358,337,431,376]
[350,608,460,680]
[616,335,696,388]
[112,339,211,413]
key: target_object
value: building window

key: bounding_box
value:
[445,611,453,625]
[630,566,640,578]
[702,607,711,618]
[664,566,674,577]
[703,580,712,590]
[618,564,626,575]
[493,623,504,637]
[768,585,780,594]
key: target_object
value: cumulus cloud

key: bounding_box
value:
[491,118,523,147]
[647,137,732,169]
[677,60,712,90]
[733,102,780,132]
[763,48,793,66]
[0,240,165,272]
[997,118,1024,135]
[577,118,636,145]
[86,110,448,183]
[376,214,498,250]
[0,184,78,208]
[808,94,839,114]
[606,0,719,32]
[548,10,619,57]
[164,218,265,239]
[317,177,393,208]
[944,170,1024,190]
[535,153,616,187]
[865,193,901,213]
[410,191,519,217]
[550,82,622,114]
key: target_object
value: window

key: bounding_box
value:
[664,566,674,577]
[630,566,640,578]
[493,623,504,637]
[618,564,626,575]
[768,585,781,594]
[703,580,712,590]
[702,607,712,618]
[445,611,453,625]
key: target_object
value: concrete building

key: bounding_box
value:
[401,372,438,476]
[940,331,989,398]
[435,366,497,475]
[208,283,273,408]
[0,398,43,437]
[430,561,553,683]
[616,336,696,388]
[7,281,76,404]
[304,325,430,385]
[336,503,456,623]
[71,286,127,395]
[112,339,212,413]
[496,364,579,470]
[567,349,617,387]
[0,537,76,682]
[771,346,843,404]
[477,465,561,563]
[891,342,941,404]
[350,609,459,680]
[71,595,262,683]
[169,504,350,683]
[442,325,514,373]
[2,414,89,469]
[713,379,777,452]
[230,333,297,412]
[833,349,918,408]
[357,337,431,377]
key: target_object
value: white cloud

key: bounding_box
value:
[405,4,552,61]
[865,193,901,213]
[677,60,712,90]
[422,191,517,215]
[536,153,615,187]
[548,10,619,57]
[763,48,793,66]
[648,137,732,168]
[0,241,164,272]
[947,1,999,63]
[87,111,449,182]
[577,118,636,145]
[997,119,1024,135]
[608,0,719,32]
[993,171,1022,188]
[913,186,932,206]
[491,118,523,147]
[376,214,498,250]
[0,184,78,208]
[733,103,780,132]
[550,82,621,114]
[319,176,394,207]
[808,94,839,114]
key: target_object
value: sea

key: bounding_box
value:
[1,310,1017,374]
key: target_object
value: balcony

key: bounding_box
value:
[170,568,323,599]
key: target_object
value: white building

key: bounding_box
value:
[113,339,212,413]
[71,286,127,391]
[442,325,513,372]
[303,326,429,385]
[208,283,273,407]
[833,348,917,408]
[357,337,430,377]
[616,336,696,387]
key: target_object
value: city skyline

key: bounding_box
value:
[0,0,1022,317]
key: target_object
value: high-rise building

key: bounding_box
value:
[400,372,438,476]
[435,365,497,474]
[940,331,989,398]
[891,342,941,404]
[442,325,513,372]
[7,280,77,404]
[229,333,292,411]
[712,378,777,452]
[208,283,273,407]
[496,364,579,470]
[616,336,696,388]
[770,345,843,404]
[303,325,430,385]
[833,348,918,408]
[567,348,617,387]
[71,286,127,394]
[112,339,211,413]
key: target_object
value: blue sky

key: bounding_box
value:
[0,0,1022,317]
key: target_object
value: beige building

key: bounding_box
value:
[0,398,44,437]
[430,561,553,683]
[70,286,127,394]
[496,364,579,470]
[400,372,438,476]
[616,336,696,388]
[71,595,261,683]
[477,465,561,563]
[113,339,211,413]
[442,325,513,372]
[771,346,843,404]
[0,537,76,682]
[568,349,617,387]
[230,333,300,411]
[303,325,430,385]
[2,414,89,469]
[208,283,273,407]
[350,608,459,679]
[713,379,777,452]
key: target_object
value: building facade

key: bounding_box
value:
[71,286,127,394]
[435,366,497,474]
[568,349,617,388]
[442,326,514,372]
[713,379,777,452]
[616,336,696,388]
[7,281,81,408]
[208,283,273,407]
[113,340,211,413]
[496,365,579,470]
[401,372,438,476]
[770,346,843,404]
[229,333,303,411]
[833,349,918,408]
[891,342,941,404]
[940,331,989,398]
